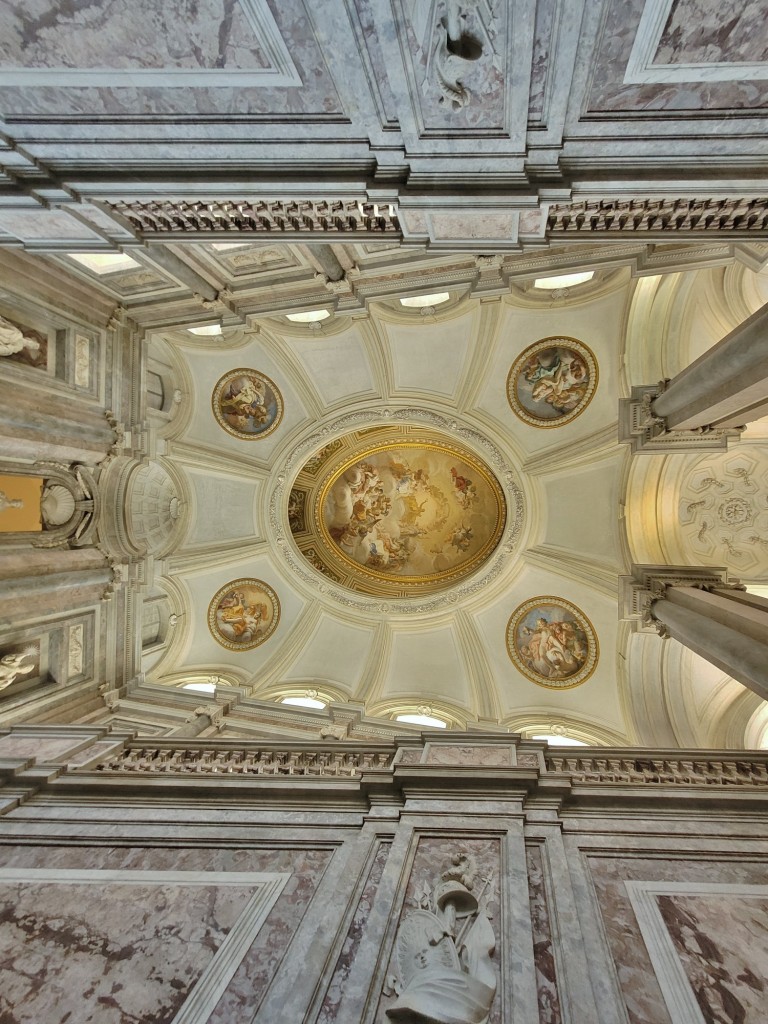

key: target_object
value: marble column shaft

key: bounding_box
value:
[651,301,768,430]
[0,378,115,464]
[0,549,112,627]
[651,586,768,698]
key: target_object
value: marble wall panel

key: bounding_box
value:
[656,0,768,64]
[658,892,768,1022]
[526,844,562,1024]
[316,840,391,1024]
[529,0,556,123]
[424,743,514,766]
[587,854,768,1024]
[0,0,343,117]
[0,733,85,762]
[587,0,768,112]
[0,843,333,1023]
[375,835,502,1024]
[0,874,261,1023]
[0,0,269,71]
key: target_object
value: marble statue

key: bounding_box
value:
[0,491,23,514]
[386,850,497,1023]
[0,651,36,691]
[0,315,40,358]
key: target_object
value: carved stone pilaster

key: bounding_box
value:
[619,385,743,453]
[620,564,737,635]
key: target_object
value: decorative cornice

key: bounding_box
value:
[94,746,394,776]
[107,200,401,237]
[546,755,768,787]
[548,198,768,236]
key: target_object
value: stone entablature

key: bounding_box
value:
[80,739,768,790]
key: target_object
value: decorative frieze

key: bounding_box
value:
[546,756,768,787]
[94,746,395,776]
[107,200,401,237]
[547,198,768,236]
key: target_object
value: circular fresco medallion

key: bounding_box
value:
[506,337,597,427]
[289,427,508,597]
[506,597,598,688]
[212,368,283,440]
[207,578,280,651]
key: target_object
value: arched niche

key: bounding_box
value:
[0,460,98,548]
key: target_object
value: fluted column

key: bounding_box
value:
[651,301,768,430]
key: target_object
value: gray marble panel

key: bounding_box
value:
[0,867,287,1024]
[0,0,343,117]
[628,883,768,1024]
[587,0,768,111]
[526,844,562,1024]
[588,854,768,1024]
[657,0,768,64]
[529,0,556,122]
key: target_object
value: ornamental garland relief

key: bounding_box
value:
[506,336,598,428]
[678,449,768,581]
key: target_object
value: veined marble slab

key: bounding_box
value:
[0,867,288,1024]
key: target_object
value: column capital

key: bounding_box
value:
[619,564,740,634]
[619,385,743,454]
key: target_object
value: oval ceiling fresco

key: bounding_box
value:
[289,426,508,598]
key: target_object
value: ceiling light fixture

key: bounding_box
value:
[533,271,594,290]
[396,713,447,729]
[187,324,223,336]
[531,734,587,746]
[399,292,450,308]
[286,309,331,323]
[67,252,141,274]
[281,695,327,709]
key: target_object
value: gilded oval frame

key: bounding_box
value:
[207,577,280,652]
[506,596,598,689]
[313,437,507,591]
[506,336,598,428]
[212,368,283,440]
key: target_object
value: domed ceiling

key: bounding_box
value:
[127,244,768,748]
[289,425,508,597]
